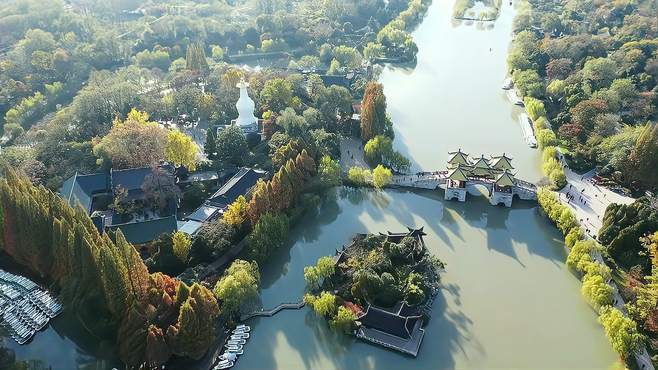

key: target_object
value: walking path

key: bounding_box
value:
[339,136,367,172]
[556,152,634,238]
[554,152,653,369]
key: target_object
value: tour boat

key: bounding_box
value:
[227,339,246,345]
[518,113,538,148]
[227,348,243,355]
[219,353,238,362]
[231,332,249,339]
[214,360,234,369]
[225,344,243,351]
[233,326,250,333]
[506,89,524,106]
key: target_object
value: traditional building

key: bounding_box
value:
[179,167,267,235]
[60,166,179,245]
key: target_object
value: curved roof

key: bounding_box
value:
[471,155,491,169]
[447,149,469,167]
[491,153,514,171]
[447,166,469,181]
[495,170,516,187]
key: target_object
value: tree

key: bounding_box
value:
[315,85,352,130]
[332,46,362,70]
[372,165,392,189]
[134,49,171,70]
[190,220,236,264]
[361,82,389,141]
[583,57,617,91]
[247,213,289,263]
[310,291,337,317]
[141,168,180,214]
[348,167,372,185]
[276,107,308,137]
[627,123,658,188]
[215,125,249,166]
[165,130,199,170]
[93,109,168,169]
[318,155,341,187]
[304,266,321,289]
[172,231,192,263]
[581,271,613,309]
[213,260,260,316]
[524,97,546,121]
[204,128,216,159]
[224,195,249,226]
[330,306,356,333]
[512,69,543,98]
[260,78,293,113]
[211,45,224,62]
[185,43,209,74]
[599,306,644,359]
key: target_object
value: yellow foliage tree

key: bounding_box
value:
[372,164,392,189]
[224,195,249,226]
[165,130,199,170]
[172,231,192,263]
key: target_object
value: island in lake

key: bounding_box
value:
[303,227,444,357]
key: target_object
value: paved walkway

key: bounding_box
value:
[554,153,653,370]
[339,136,367,172]
[556,153,634,238]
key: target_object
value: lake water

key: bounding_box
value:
[1,0,619,369]
[234,0,618,369]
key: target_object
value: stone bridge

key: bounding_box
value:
[389,151,537,207]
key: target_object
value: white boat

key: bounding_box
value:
[215,361,234,369]
[518,113,538,148]
[227,339,246,345]
[233,326,250,333]
[225,344,243,351]
[231,332,249,339]
[507,89,524,106]
[502,77,513,90]
[219,353,238,362]
[227,348,243,355]
[235,324,248,329]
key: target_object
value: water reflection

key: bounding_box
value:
[236,187,617,369]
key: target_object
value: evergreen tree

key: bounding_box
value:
[204,128,216,159]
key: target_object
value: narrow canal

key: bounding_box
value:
[235,1,619,369]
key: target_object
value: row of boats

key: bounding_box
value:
[502,78,538,148]
[0,269,62,344]
[213,324,251,369]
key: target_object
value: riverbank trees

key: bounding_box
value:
[537,187,649,363]
[0,169,220,366]
[509,0,658,192]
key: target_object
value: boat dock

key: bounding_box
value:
[240,301,305,321]
[0,269,62,344]
[518,113,538,148]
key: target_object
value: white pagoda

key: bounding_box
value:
[233,78,258,134]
